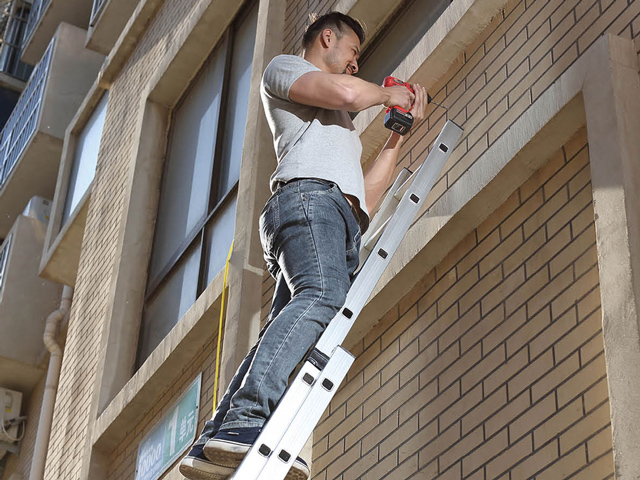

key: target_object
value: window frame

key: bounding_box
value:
[139,0,256,363]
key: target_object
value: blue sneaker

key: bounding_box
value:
[203,427,310,480]
[179,443,235,480]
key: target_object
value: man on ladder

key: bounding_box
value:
[180,11,427,480]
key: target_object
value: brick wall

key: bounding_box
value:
[43,0,214,478]
[107,334,217,480]
[312,127,612,480]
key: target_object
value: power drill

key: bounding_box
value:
[383,76,414,135]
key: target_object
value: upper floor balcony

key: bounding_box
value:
[0,22,104,238]
[21,0,91,65]
[0,202,63,394]
[0,0,34,84]
[86,0,137,55]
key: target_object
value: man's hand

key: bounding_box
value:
[408,84,427,126]
[383,85,415,111]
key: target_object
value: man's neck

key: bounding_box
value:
[302,50,329,72]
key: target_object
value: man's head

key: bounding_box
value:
[302,12,365,75]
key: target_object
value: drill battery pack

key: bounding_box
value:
[384,107,414,135]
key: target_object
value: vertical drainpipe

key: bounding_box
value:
[28,285,73,480]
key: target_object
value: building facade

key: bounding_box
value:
[1,0,639,479]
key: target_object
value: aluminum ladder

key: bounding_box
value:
[230,120,464,480]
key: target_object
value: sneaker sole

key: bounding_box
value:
[203,439,310,480]
[179,456,234,480]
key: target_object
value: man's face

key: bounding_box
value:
[325,28,360,75]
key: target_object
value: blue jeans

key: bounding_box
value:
[194,179,361,444]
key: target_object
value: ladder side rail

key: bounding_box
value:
[315,121,463,355]
[231,348,355,480]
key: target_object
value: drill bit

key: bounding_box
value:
[427,93,448,111]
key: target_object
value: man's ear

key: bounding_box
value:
[319,28,333,48]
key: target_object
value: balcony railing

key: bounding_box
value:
[24,0,50,45]
[0,38,52,187]
[0,0,33,81]
[0,233,11,296]
[90,0,107,26]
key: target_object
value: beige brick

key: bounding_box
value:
[510,391,557,443]
[466,72,492,117]
[508,349,553,399]
[548,226,590,279]
[462,346,507,393]
[332,370,364,409]
[578,0,629,53]
[521,149,566,203]
[577,284,600,320]
[534,43,580,101]
[483,266,527,316]
[325,442,361,480]
[359,451,398,480]
[418,271,456,317]
[491,89,532,144]
[418,306,458,355]
[439,344,480,391]
[417,382,461,428]
[329,406,364,446]
[388,454,419,480]
[439,266,479,313]
[533,397,583,449]
[393,307,421,351]
[436,231,476,280]
[345,375,379,416]
[557,352,607,408]
[551,265,599,318]
[571,452,615,479]
[398,341,438,387]
[547,185,593,239]
[469,97,509,147]
[439,425,486,471]
[502,190,544,238]
[464,428,512,476]
[486,434,534,479]
[381,338,420,385]
[543,148,588,201]
[523,186,569,239]
[586,424,613,461]
[531,307,577,358]
[579,322,604,365]
[549,0,581,29]
[399,270,435,317]
[382,416,437,462]
[461,304,501,352]
[570,204,595,237]
[560,401,611,454]
[477,190,520,241]
[484,348,529,396]
[567,160,590,201]
[360,410,399,454]
[440,384,483,432]
[363,374,401,418]
[340,447,378,480]
[380,378,422,418]
[484,305,526,354]
[526,266,573,318]
[479,227,523,277]
[507,305,551,357]
[535,446,586,480]
[574,244,598,279]
[417,421,461,468]
[349,339,381,380]
[439,304,479,353]
[399,381,440,425]
[532,352,580,403]
[583,375,610,413]
[313,435,345,473]
[463,105,489,150]
[554,306,601,362]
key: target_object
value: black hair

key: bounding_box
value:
[302,11,365,50]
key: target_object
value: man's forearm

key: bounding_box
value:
[363,132,404,213]
[335,75,390,111]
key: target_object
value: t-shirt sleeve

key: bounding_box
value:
[261,55,319,101]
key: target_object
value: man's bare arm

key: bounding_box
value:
[289,71,414,112]
[364,84,427,212]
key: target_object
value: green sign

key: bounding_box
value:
[135,374,201,480]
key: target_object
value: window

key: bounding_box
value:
[61,91,109,225]
[0,234,12,297]
[136,1,258,366]
[357,0,451,86]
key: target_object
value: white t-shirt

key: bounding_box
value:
[260,54,369,231]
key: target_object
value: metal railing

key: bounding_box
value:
[24,0,50,45]
[0,233,12,296]
[90,0,107,27]
[0,38,52,187]
[0,0,33,81]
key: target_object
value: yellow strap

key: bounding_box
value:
[213,240,234,413]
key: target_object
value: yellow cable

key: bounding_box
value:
[213,240,234,414]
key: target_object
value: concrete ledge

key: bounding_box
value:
[92,270,225,451]
[353,0,510,165]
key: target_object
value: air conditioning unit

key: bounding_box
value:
[0,387,23,460]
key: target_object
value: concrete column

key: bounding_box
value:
[217,0,285,393]
[583,34,640,480]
